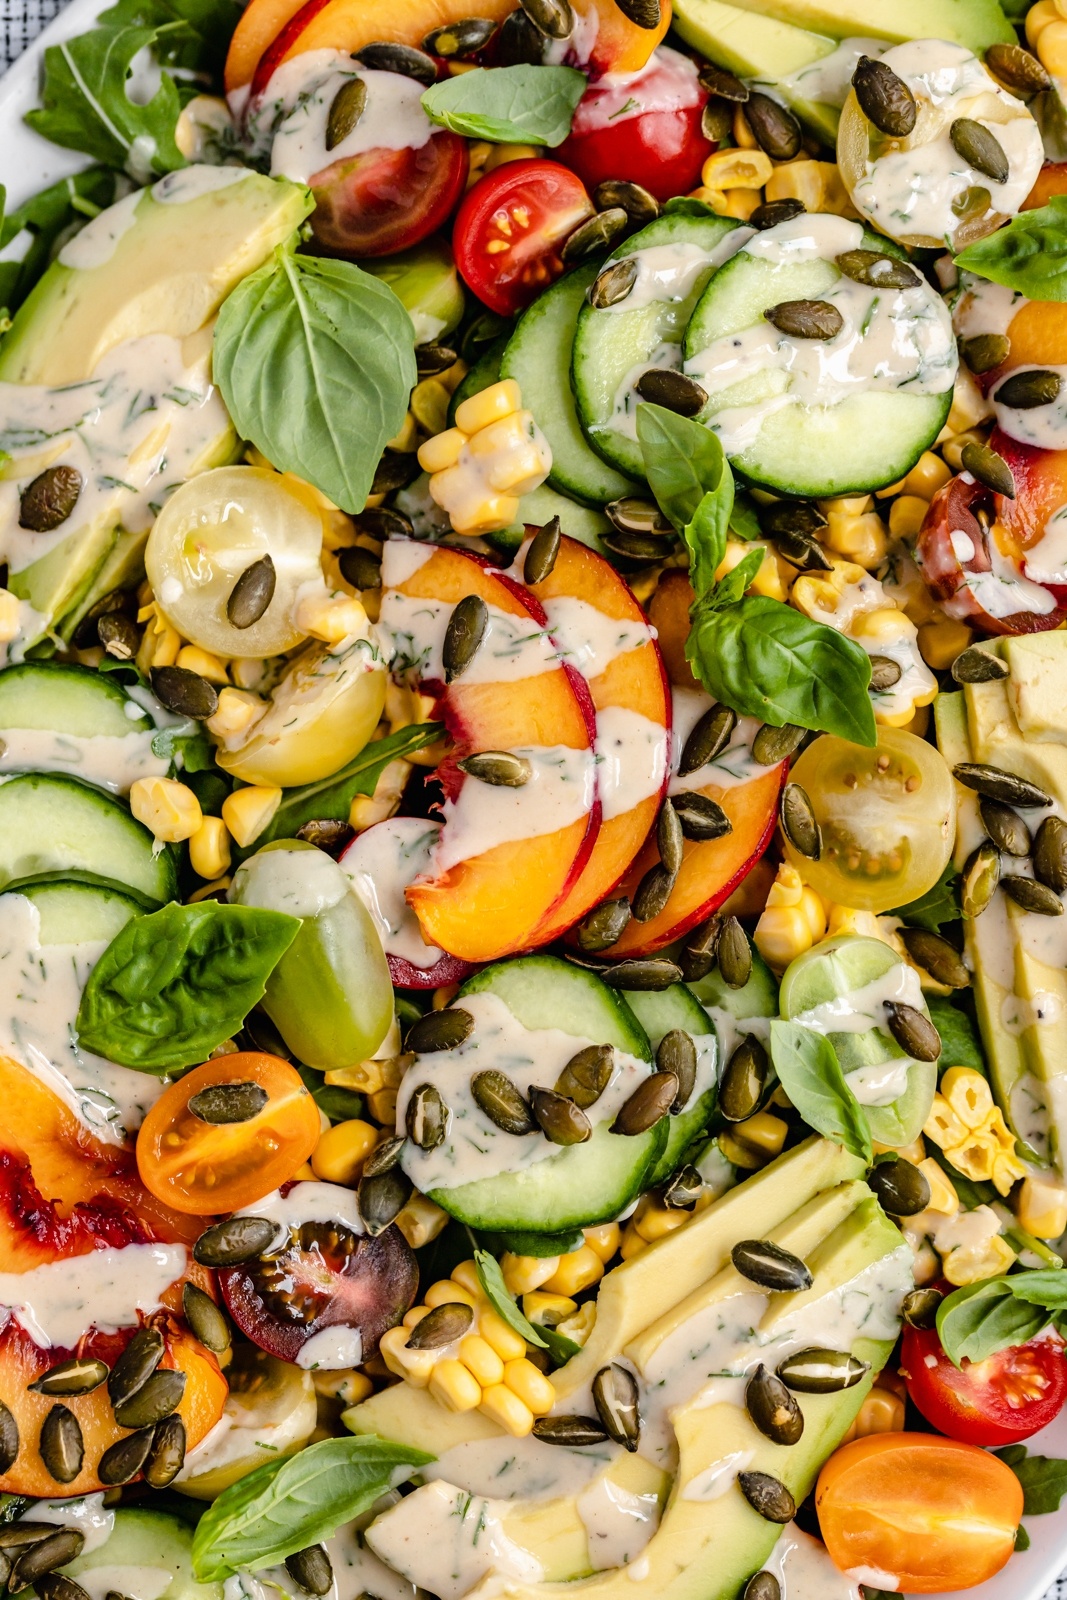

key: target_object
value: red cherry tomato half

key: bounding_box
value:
[453,158,594,315]
[903,1320,1067,1446]
[310,131,469,258]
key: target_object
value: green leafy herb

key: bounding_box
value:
[955,197,1067,301]
[298,1065,363,1124]
[682,488,732,598]
[99,0,241,74]
[474,1249,548,1350]
[936,1270,1067,1367]
[995,1446,1067,1515]
[769,1020,872,1162]
[705,546,765,610]
[686,594,877,746]
[151,724,217,774]
[925,995,985,1072]
[192,1435,434,1581]
[729,490,762,542]
[214,250,417,515]
[422,65,585,147]
[890,863,961,933]
[76,901,300,1071]
[636,403,729,539]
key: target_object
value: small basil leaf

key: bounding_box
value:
[936,1277,1051,1368]
[995,1448,1067,1515]
[636,402,731,536]
[769,1020,872,1163]
[421,65,586,147]
[1002,1268,1067,1309]
[705,545,765,610]
[924,995,985,1073]
[729,490,762,542]
[474,1248,548,1350]
[890,863,961,933]
[955,198,1067,301]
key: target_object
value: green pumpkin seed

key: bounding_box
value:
[719,1034,769,1123]
[853,54,916,135]
[294,818,354,856]
[979,797,1030,858]
[663,1163,704,1209]
[193,1215,282,1267]
[529,1086,592,1145]
[717,915,752,990]
[746,1364,804,1445]
[592,1364,640,1450]
[524,516,562,585]
[182,1282,230,1354]
[769,527,833,573]
[593,179,660,223]
[680,703,737,775]
[415,343,459,377]
[363,1134,406,1177]
[985,42,1050,94]
[355,41,437,82]
[752,722,805,765]
[698,61,748,100]
[995,368,1063,409]
[612,0,659,25]
[679,914,722,982]
[18,465,82,532]
[750,198,805,231]
[781,783,821,861]
[0,1402,17,1474]
[9,1529,84,1589]
[577,897,630,952]
[108,1326,165,1406]
[374,448,430,496]
[407,1007,475,1053]
[406,1302,475,1350]
[37,1578,92,1600]
[144,1414,186,1489]
[38,1408,83,1485]
[776,1348,869,1394]
[898,927,970,989]
[868,1155,931,1216]
[422,17,497,56]
[952,645,1009,684]
[532,1415,611,1446]
[244,1008,291,1058]
[325,76,367,149]
[702,98,734,142]
[0,1527,52,1552]
[901,1287,943,1330]
[883,1000,942,1061]
[519,0,573,36]
[611,1070,678,1136]
[443,595,489,683]
[98,1428,156,1488]
[961,840,1001,918]
[744,1575,781,1600]
[960,333,1011,375]
[657,801,684,877]
[743,91,801,159]
[98,613,139,660]
[1033,816,1067,893]
[731,1239,812,1292]
[601,958,682,990]
[562,209,628,263]
[338,546,383,592]
[188,1080,268,1125]
[658,1030,697,1111]
[472,1069,537,1133]
[671,792,732,842]
[738,1470,796,1524]
[406,1083,449,1149]
[605,497,673,535]
[358,1167,411,1235]
[284,1548,333,1599]
[458,750,532,787]
[632,863,675,922]
[765,300,844,341]
[599,528,677,563]
[555,1044,614,1109]
[357,505,414,540]
[950,117,1009,183]
[29,1356,108,1397]
[150,665,219,721]
[760,498,827,539]
[634,368,709,418]
[494,7,545,64]
[1002,875,1064,915]
[591,258,639,310]
[114,1369,187,1430]
[953,763,1052,808]
[834,248,920,290]
[868,654,903,691]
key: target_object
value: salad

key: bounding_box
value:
[5,0,1067,1595]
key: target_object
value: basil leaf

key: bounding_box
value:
[192,1435,434,1580]
[936,1278,1051,1367]
[0,170,122,318]
[681,489,729,598]
[1015,1524,1031,1551]
[25,22,187,179]
[955,198,1067,302]
[924,996,985,1072]
[996,1448,1067,1514]
[76,902,300,1070]
[890,863,960,933]
[706,546,765,611]
[636,403,731,535]
[1001,1268,1067,1309]
[686,595,877,746]
[769,1020,872,1163]
[474,1248,548,1350]
[214,251,417,514]
[99,0,241,74]
[422,66,585,147]
[729,490,762,542]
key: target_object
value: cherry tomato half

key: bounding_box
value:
[902,1320,1067,1446]
[310,131,469,258]
[453,158,594,315]
[816,1433,1023,1593]
[136,1053,321,1215]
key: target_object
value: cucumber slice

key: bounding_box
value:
[690,950,779,1060]
[683,219,955,496]
[423,955,666,1233]
[0,773,175,906]
[0,662,151,737]
[623,982,718,1187]
[502,263,638,506]
[572,212,742,482]
[62,1509,220,1600]
[16,878,143,944]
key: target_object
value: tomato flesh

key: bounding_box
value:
[903,1321,1067,1445]
[454,158,594,316]
[310,131,469,258]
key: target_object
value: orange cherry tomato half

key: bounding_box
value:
[137,1053,320,1215]
[816,1433,1024,1593]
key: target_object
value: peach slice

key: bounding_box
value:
[571,0,670,77]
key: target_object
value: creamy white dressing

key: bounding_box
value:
[594,706,669,821]
[668,688,765,795]
[1010,1072,1052,1160]
[58,189,142,271]
[435,744,597,873]
[379,591,558,686]
[0,1241,186,1349]
[567,47,701,135]
[231,843,350,919]
[269,59,434,186]
[296,1324,364,1371]
[860,629,937,724]
[994,366,1067,451]
[365,1481,543,1600]
[343,817,445,970]
[77,1569,172,1600]
[846,1057,912,1107]
[1003,989,1065,1034]
[227,1520,419,1600]
[906,1202,1002,1257]
[703,1005,772,1066]
[576,1475,660,1569]
[428,1435,619,1503]
[679,1449,755,1502]
[382,539,435,586]
[600,243,719,318]
[952,516,1059,619]
[779,39,884,109]
[762,1524,863,1600]
[152,166,250,205]
[238,1180,365,1237]
[24,1495,115,1554]
[539,594,656,681]
[952,269,1027,341]
[0,726,168,793]
[791,960,925,1037]
[1022,504,1067,584]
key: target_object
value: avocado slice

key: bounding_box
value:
[714,0,1013,49]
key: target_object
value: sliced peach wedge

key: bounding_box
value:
[379,541,600,964]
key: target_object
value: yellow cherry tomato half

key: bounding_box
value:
[816,1433,1023,1593]
[137,1053,320,1214]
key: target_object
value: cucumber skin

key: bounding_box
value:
[0,772,176,906]
[0,660,150,736]
[624,982,719,1188]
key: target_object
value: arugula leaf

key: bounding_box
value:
[76,901,299,1071]
[935,1273,1066,1367]
[0,170,124,318]
[99,0,241,74]
[636,403,730,536]
[474,1248,548,1350]
[686,594,877,746]
[924,995,985,1072]
[955,197,1067,301]
[890,863,960,933]
[26,22,186,180]
[192,1435,433,1580]
[995,1446,1067,1515]
[769,1020,872,1162]
[214,250,417,515]
[422,66,585,147]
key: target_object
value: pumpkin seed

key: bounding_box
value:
[18,465,82,532]
[743,91,801,159]
[38,1579,92,1600]
[680,914,722,982]
[194,1215,282,1267]
[985,42,1050,94]
[107,1326,164,1407]
[605,496,674,535]
[1002,875,1064,915]
[406,1302,475,1350]
[30,1356,109,1397]
[363,1134,406,1177]
[663,1163,704,1210]
[738,1470,796,1524]
[868,654,903,691]
[612,0,659,25]
[149,665,218,721]
[519,0,573,35]
[959,438,1017,492]
[182,1282,230,1354]
[590,258,639,309]
[325,77,367,150]
[776,1348,869,1394]
[995,368,1063,409]
[781,783,821,860]
[658,1030,697,1111]
[883,1000,942,1061]
[750,198,805,231]
[562,209,628,263]
[852,54,916,136]
[600,958,682,990]
[717,915,752,990]
[960,333,1011,375]
[524,515,561,584]
[744,1575,781,1600]
[765,299,844,341]
[952,645,1009,685]
[759,498,827,540]
[1034,816,1067,893]
[372,449,420,495]
[472,1069,537,1133]
[951,184,992,224]
[671,791,732,842]
[834,248,921,290]
[407,1007,475,1053]
[188,1080,268,1125]
[868,1155,931,1216]
[901,1287,943,1330]
[295,818,354,857]
[611,1071,678,1136]
[961,840,1001,918]
[406,1083,449,1149]
[38,1409,84,1485]
[0,1527,59,1552]
[656,801,684,877]
[592,1364,640,1450]
[337,547,383,593]
[495,6,546,63]
[415,343,458,377]
[9,1530,84,1589]
[144,1414,186,1489]
[731,1239,812,1292]
[458,750,532,787]
[443,594,489,683]
[0,1402,17,1473]
[357,505,414,540]
[702,98,734,142]
[600,527,676,563]
[719,1034,769,1123]
[769,527,833,573]
[953,763,1052,808]
[634,368,709,418]
[98,613,139,660]
[950,117,1009,183]
[631,863,675,922]
[577,897,630,952]
[697,61,748,99]
[114,1369,187,1430]
[422,17,497,56]
[752,722,805,765]
[355,41,437,82]
[898,926,970,989]
[529,1086,592,1145]
[358,1167,411,1235]
[532,1415,611,1446]
[680,704,736,775]
[555,1044,614,1108]
[746,1364,804,1446]
[98,1427,157,1487]
[593,179,660,223]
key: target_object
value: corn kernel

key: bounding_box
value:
[888,496,929,541]
[1028,0,1060,42]
[430,1358,482,1413]
[924,1094,969,1152]
[295,591,368,645]
[311,1118,379,1186]
[943,1233,1017,1286]
[824,510,887,569]
[719,1130,766,1168]
[732,104,758,148]
[715,540,788,601]
[142,615,182,671]
[394,1194,449,1250]
[1039,17,1067,74]
[479,1308,528,1362]
[176,645,229,684]
[411,377,451,436]
[479,1383,534,1437]
[459,1335,505,1388]
[131,776,202,843]
[583,1223,621,1263]
[903,451,952,501]
[635,1206,688,1242]
[939,428,986,473]
[418,427,467,474]
[941,1067,995,1130]
[733,1110,788,1157]
[425,1279,480,1310]
[1017,1174,1067,1239]
[386,411,419,454]
[702,148,773,189]
[455,379,522,435]
[206,687,266,740]
[502,1253,560,1296]
[874,1135,925,1164]
[222,784,282,848]
[438,360,468,396]
[854,1387,905,1436]
[522,1291,577,1327]
[189,815,232,880]
[875,478,908,499]
[379,1326,436,1387]
[403,1305,431,1329]
[541,1245,605,1296]
[366,1087,398,1124]
[620,1223,647,1260]
[917,618,973,670]
[503,1358,555,1415]
[755,904,816,971]
[450,1259,483,1296]
[765,159,853,217]
[312,1367,373,1405]
[483,142,541,171]
[718,188,764,221]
